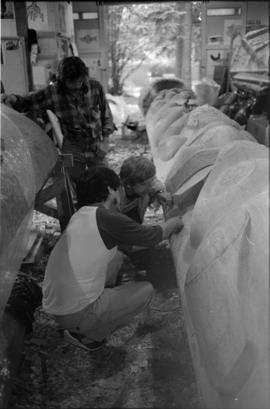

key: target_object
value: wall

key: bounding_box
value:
[200,1,269,79]
[1,1,17,37]
[72,1,108,89]
[26,1,75,89]
[246,2,269,30]
[201,1,246,79]
[1,2,31,93]
[26,1,73,36]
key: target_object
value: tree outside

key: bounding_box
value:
[107,2,202,96]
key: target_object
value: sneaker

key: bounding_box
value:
[64,330,106,352]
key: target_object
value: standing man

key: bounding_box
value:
[43,166,183,351]
[1,56,115,181]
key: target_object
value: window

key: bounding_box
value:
[82,12,98,20]
[73,12,98,20]
[207,8,242,17]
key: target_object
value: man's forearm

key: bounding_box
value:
[95,137,109,159]
[1,94,23,111]
[102,124,114,138]
[13,94,32,112]
[102,99,115,136]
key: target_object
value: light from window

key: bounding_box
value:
[207,8,242,16]
[82,12,98,20]
[73,13,79,20]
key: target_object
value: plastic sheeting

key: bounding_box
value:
[0,104,57,320]
[142,78,269,409]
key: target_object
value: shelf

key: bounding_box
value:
[38,54,58,59]
[37,31,69,39]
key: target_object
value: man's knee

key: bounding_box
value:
[115,250,124,264]
[137,281,154,305]
[109,250,124,273]
[106,250,124,286]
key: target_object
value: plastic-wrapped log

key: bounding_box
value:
[164,111,255,194]
[0,104,57,405]
[143,80,269,408]
[145,88,196,182]
[146,102,255,205]
[148,89,195,148]
[172,141,269,409]
[193,77,220,106]
[138,77,185,117]
[0,104,57,317]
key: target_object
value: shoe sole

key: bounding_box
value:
[64,330,104,352]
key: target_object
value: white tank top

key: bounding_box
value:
[42,206,117,315]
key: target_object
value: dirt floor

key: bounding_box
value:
[10,135,202,409]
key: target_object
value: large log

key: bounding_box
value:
[138,77,185,117]
[146,100,255,208]
[143,80,269,408]
[171,141,269,409]
[0,104,57,407]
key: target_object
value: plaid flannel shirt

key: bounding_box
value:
[13,78,114,160]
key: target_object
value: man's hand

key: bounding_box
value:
[1,94,17,108]
[95,137,109,159]
[161,216,183,240]
[156,191,173,206]
[150,191,173,213]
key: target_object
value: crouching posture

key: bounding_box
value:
[120,155,172,224]
[42,167,182,351]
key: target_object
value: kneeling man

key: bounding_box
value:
[42,167,182,351]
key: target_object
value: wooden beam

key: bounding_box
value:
[35,204,58,220]
[13,2,33,91]
[35,176,65,208]
[55,171,76,231]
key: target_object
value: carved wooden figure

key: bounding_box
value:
[141,79,269,409]
[172,141,269,409]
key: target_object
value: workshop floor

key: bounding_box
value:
[10,137,202,409]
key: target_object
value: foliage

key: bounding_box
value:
[107,2,202,95]
[149,63,175,78]
[107,2,183,94]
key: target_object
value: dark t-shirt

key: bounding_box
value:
[123,204,142,224]
[96,206,162,250]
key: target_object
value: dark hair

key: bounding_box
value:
[57,56,88,83]
[120,156,156,186]
[76,166,120,208]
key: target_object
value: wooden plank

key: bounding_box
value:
[35,176,65,207]
[22,230,45,264]
[55,171,76,231]
[35,203,58,220]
